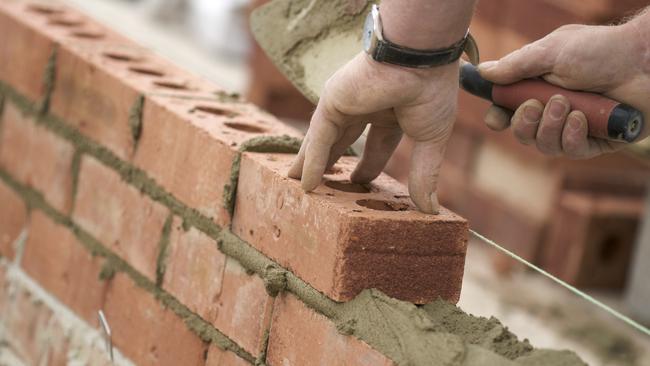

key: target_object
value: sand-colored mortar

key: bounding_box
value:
[0,34,587,364]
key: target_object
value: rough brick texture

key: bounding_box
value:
[0,1,476,365]
[0,181,27,259]
[22,211,108,323]
[267,293,394,366]
[74,156,169,281]
[0,101,75,213]
[103,273,208,366]
[163,218,274,356]
[134,95,300,227]
[233,153,468,304]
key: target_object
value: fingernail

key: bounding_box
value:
[478,61,497,71]
[568,115,583,130]
[523,105,542,124]
[549,98,568,120]
[430,193,440,215]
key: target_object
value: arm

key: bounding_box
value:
[479,8,650,158]
[289,0,477,214]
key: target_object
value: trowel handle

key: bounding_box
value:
[459,63,644,143]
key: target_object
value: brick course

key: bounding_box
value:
[102,273,208,366]
[0,102,75,213]
[0,180,27,259]
[267,293,394,366]
[233,153,468,304]
[22,211,108,323]
[73,156,169,281]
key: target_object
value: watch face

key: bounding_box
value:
[363,9,374,53]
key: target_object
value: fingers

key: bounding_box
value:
[510,99,544,145]
[351,124,403,183]
[325,123,367,171]
[288,132,309,179]
[561,110,591,158]
[536,95,571,156]
[484,105,513,131]
[301,106,342,191]
[478,39,556,84]
[408,137,448,214]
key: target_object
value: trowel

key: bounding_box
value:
[250,0,644,143]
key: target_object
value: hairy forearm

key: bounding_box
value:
[380,0,477,49]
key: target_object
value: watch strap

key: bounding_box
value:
[374,33,470,69]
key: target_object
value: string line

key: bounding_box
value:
[470,229,650,337]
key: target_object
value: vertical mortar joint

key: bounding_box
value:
[128,95,145,148]
[39,46,58,115]
[263,264,287,297]
[155,213,174,287]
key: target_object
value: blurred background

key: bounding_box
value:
[61,0,650,364]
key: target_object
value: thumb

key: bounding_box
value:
[478,39,556,84]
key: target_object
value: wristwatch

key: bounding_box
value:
[363,4,476,68]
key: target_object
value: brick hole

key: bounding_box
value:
[27,3,64,15]
[103,52,138,62]
[129,66,165,77]
[71,30,105,39]
[325,166,343,175]
[153,80,188,90]
[598,234,622,263]
[194,106,239,118]
[393,195,410,199]
[48,18,83,27]
[356,199,410,211]
[224,122,267,134]
[325,180,370,193]
[273,225,281,239]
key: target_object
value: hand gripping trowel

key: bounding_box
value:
[250,0,644,143]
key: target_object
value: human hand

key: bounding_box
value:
[479,22,650,159]
[288,52,460,214]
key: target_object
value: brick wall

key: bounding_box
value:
[0,1,588,365]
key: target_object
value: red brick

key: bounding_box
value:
[205,345,251,366]
[233,153,468,304]
[163,222,274,357]
[542,192,643,288]
[0,1,130,100]
[0,181,27,259]
[212,257,274,357]
[3,282,69,366]
[163,217,227,322]
[0,102,75,213]
[21,210,108,323]
[0,2,56,101]
[134,95,300,226]
[49,43,149,159]
[102,272,207,366]
[73,156,169,281]
[267,293,394,366]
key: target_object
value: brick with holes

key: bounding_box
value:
[542,191,643,288]
[102,273,207,366]
[0,180,27,259]
[73,155,169,281]
[0,0,128,102]
[233,153,468,304]
[163,217,274,357]
[134,94,300,226]
[267,293,394,366]
[21,211,108,323]
[0,101,75,213]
